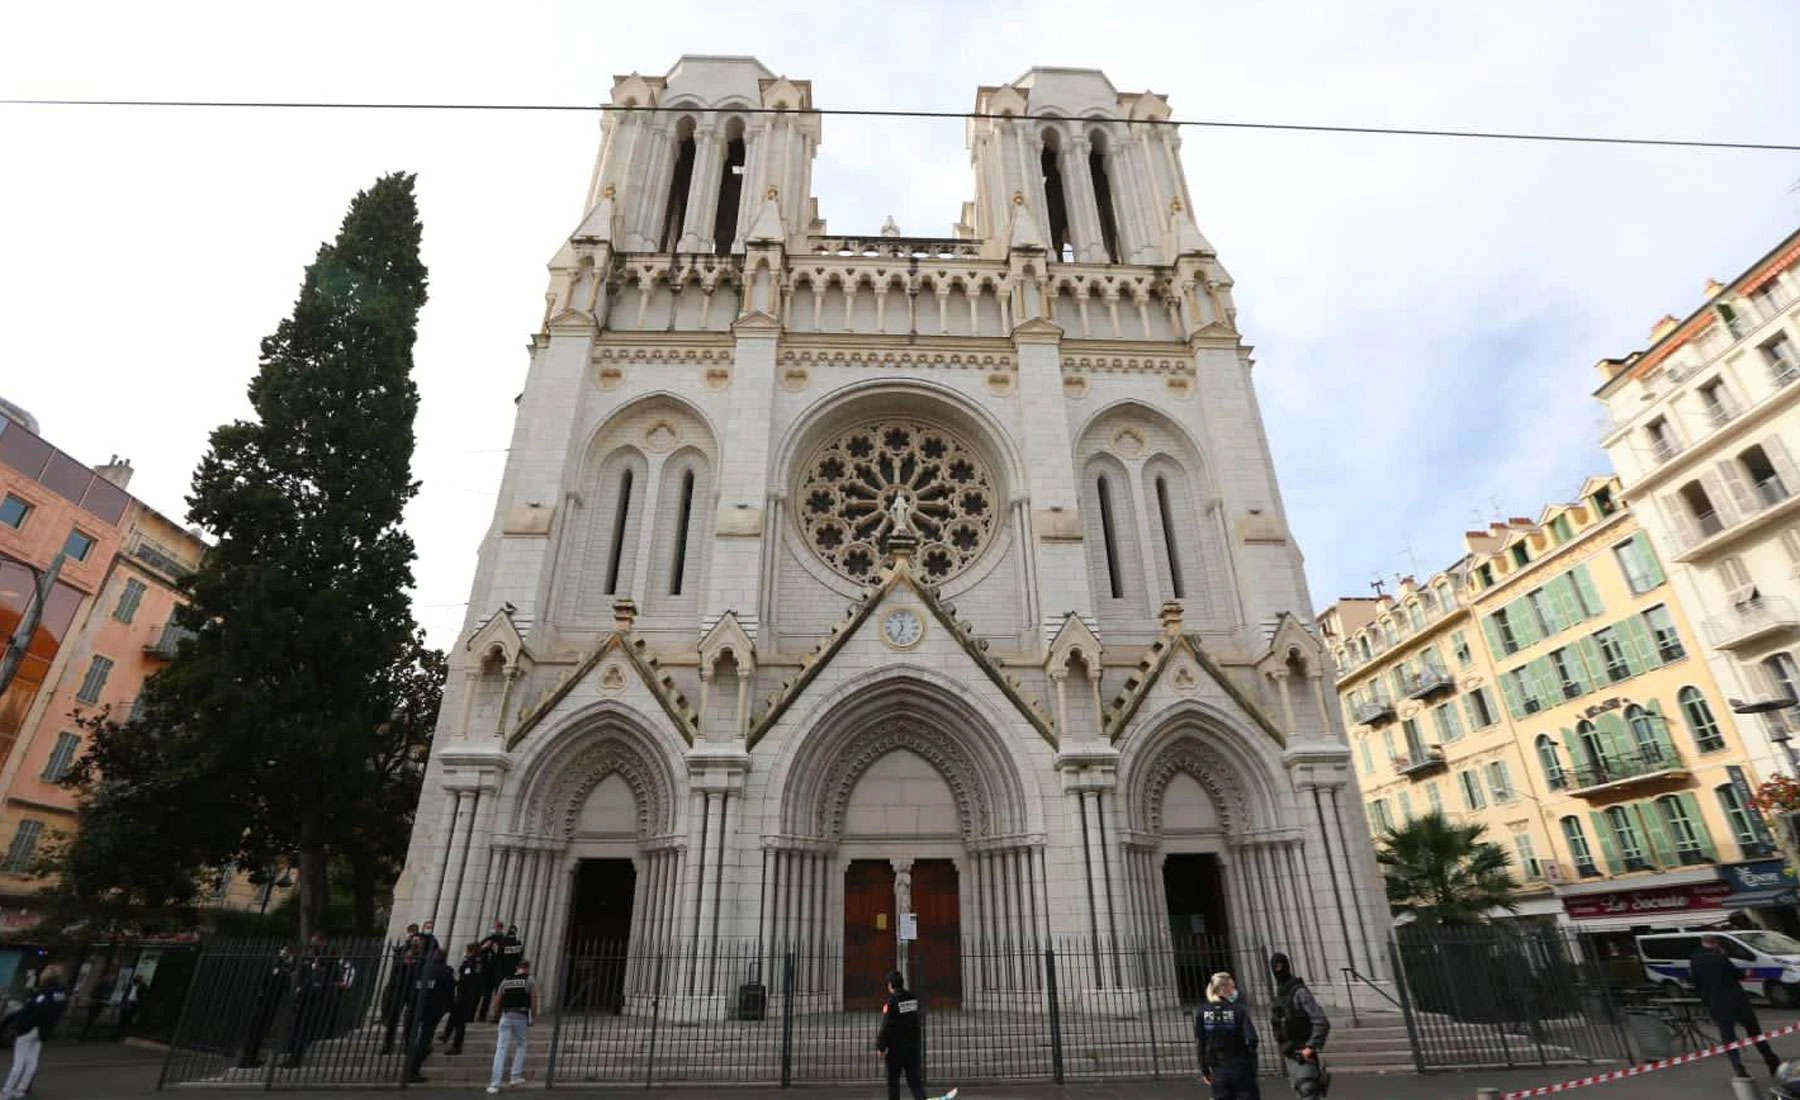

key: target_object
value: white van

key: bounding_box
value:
[1636,930,1800,1005]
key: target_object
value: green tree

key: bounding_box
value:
[57,174,430,940]
[1377,812,1520,926]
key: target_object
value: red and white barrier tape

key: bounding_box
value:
[1500,1019,1800,1098]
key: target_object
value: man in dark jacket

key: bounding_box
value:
[380,930,422,1055]
[404,950,457,1083]
[1270,952,1330,1095]
[283,935,343,1068]
[875,970,925,1100]
[1691,934,1782,1077]
[236,947,292,1068]
[444,943,485,1054]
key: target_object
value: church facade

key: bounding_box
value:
[390,56,1389,1015]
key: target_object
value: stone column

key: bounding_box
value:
[678,123,721,253]
[436,788,479,937]
[1064,134,1107,264]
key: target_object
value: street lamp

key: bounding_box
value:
[1728,695,1800,775]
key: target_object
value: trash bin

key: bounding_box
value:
[1624,1009,1672,1061]
[737,983,767,1020]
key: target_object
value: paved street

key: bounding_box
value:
[18,1041,1780,1100]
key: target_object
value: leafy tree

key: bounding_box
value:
[54,174,430,940]
[1377,812,1520,926]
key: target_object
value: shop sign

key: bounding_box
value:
[1722,858,1796,895]
[1563,881,1731,921]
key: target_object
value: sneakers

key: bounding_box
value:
[509,1078,528,1087]
[486,1088,499,1095]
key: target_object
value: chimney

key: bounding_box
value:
[94,455,134,490]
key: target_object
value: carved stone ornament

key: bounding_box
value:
[795,419,997,583]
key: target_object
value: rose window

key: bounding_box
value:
[796,420,998,582]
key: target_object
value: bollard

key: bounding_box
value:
[1731,1074,1763,1100]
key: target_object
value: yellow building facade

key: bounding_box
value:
[1320,475,1780,940]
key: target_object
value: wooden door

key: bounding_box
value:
[911,859,962,1008]
[843,860,896,1009]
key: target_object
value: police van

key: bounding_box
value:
[1636,930,1800,1005]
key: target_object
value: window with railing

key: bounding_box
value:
[1464,687,1498,729]
[1739,443,1792,509]
[1698,378,1741,428]
[1647,417,1682,462]
[1679,479,1725,539]
[1459,769,1486,811]
[1766,334,1799,386]
[1451,630,1473,667]
[1641,604,1686,663]
[1432,702,1464,744]
[1656,795,1712,865]
[1717,782,1776,858]
[1514,831,1543,880]
[1485,760,1516,803]
[1752,279,1795,320]
[1537,734,1568,790]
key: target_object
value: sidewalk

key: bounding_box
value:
[20,1041,1780,1100]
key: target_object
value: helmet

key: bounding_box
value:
[1775,1058,1800,1099]
[1290,1055,1330,1098]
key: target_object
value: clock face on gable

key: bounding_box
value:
[881,607,925,649]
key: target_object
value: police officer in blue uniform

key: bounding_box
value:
[1196,971,1260,1100]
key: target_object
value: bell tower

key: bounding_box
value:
[583,56,822,255]
[967,68,1211,268]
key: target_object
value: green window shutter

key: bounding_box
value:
[1511,598,1540,646]
[1482,614,1509,656]
[1635,802,1676,868]
[1590,811,1623,875]
[1567,648,1594,695]
[1571,565,1604,620]
[1676,792,1717,860]
[1559,726,1584,770]
[1530,657,1558,707]
[1642,699,1679,758]
[1547,577,1580,633]
[1619,615,1660,673]
[1636,534,1666,588]
[1594,713,1634,767]
[1576,636,1607,685]
[1499,672,1526,719]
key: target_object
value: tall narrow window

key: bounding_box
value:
[1561,816,1598,876]
[1040,130,1071,260]
[712,121,746,256]
[605,468,635,596]
[669,469,696,596]
[1154,475,1185,599]
[1,821,41,874]
[1679,686,1725,752]
[1097,475,1123,599]
[1088,135,1122,263]
[660,121,697,253]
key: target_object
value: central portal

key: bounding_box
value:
[564,858,637,1011]
[842,858,962,1010]
[1163,852,1229,1004]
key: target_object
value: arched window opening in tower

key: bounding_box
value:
[660,118,697,253]
[605,467,635,595]
[1089,133,1122,264]
[670,468,696,595]
[1155,475,1185,599]
[713,120,747,256]
[1097,474,1124,599]
[1039,129,1071,261]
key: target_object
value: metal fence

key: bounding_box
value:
[1386,924,1632,1071]
[158,933,1279,1089]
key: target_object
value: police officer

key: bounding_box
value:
[1691,933,1781,1078]
[405,949,456,1084]
[444,943,485,1054]
[283,934,343,1068]
[875,969,924,1100]
[1197,971,1260,1099]
[379,928,422,1055]
[476,922,506,1021]
[1269,952,1330,1097]
[236,946,293,1068]
[487,958,538,1093]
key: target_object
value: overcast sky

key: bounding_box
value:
[3,1,1797,647]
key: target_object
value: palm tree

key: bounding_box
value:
[1377,812,1520,925]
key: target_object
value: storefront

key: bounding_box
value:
[1557,870,1732,980]
[1719,858,1800,935]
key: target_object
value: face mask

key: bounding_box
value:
[1226,991,1240,1003]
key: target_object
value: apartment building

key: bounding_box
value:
[0,404,269,923]
[1595,228,1800,787]
[1321,476,1784,945]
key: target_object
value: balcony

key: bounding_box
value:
[143,621,195,660]
[1392,746,1448,779]
[1649,435,1684,464]
[1676,484,1800,559]
[806,235,983,260]
[1405,665,1455,700]
[1702,595,1800,650]
[1351,694,1397,726]
[1772,357,1800,388]
[1568,747,1690,801]
[1703,397,1743,428]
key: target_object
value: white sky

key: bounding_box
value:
[2,1,1797,647]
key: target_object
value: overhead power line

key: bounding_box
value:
[2,97,1796,153]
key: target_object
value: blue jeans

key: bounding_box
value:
[490,1012,528,1087]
